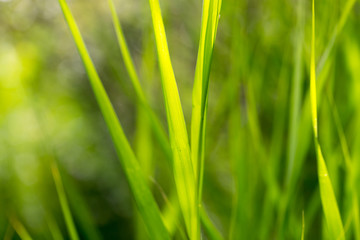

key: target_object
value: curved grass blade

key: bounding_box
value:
[50,162,79,240]
[316,0,356,75]
[148,0,198,238]
[310,1,345,239]
[191,0,222,197]
[285,0,357,194]
[62,171,102,240]
[107,0,172,164]
[327,90,360,239]
[57,1,170,239]
[107,0,145,102]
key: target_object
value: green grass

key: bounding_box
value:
[1,0,360,239]
[50,161,79,240]
[191,0,222,204]
[9,216,32,240]
[148,0,198,238]
[57,0,170,239]
[310,0,344,238]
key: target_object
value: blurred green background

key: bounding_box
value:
[1,0,360,239]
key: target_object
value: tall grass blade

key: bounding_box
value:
[191,0,222,200]
[148,0,198,238]
[316,0,356,75]
[108,3,221,235]
[286,0,304,185]
[50,162,79,240]
[327,90,360,239]
[57,1,170,239]
[108,0,145,102]
[62,172,102,240]
[310,1,345,239]
[134,107,153,240]
[108,0,172,163]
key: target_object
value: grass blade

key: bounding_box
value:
[108,0,172,162]
[107,0,145,102]
[51,162,79,240]
[107,0,173,163]
[200,207,223,240]
[286,0,304,185]
[191,0,222,200]
[301,211,305,240]
[62,171,102,240]
[148,0,198,238]
[108,3,222,236]
[310,1,345,239]
[46,214,64,240]
[327,89,360,239]
[9,216,32,240]
[57,1,170,239]
[316,0,356,75]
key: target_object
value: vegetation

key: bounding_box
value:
[0,0,359,239]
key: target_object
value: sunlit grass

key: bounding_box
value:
[57,0,170,239]
[1,0,360,239]
[310,0,344,238]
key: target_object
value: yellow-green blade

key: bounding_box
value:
[57,1,170,239]
[107,0,173,165]
[50,162,79,240]
[316,0,356,75]
[327,86,360,239]
[148,0,198,238]
[108,2,222,236]
[191,0,222,192]
[107,0,145,102]
[301,211,305,240]
[310,1,345,239]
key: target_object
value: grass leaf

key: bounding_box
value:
[286,0,304,185]
[57,1,170,239]
[107,0,173,163]
[310,1,345,239]
[327,89,360,239]
[301,211,305,240]
[50,162,79,240]
[191,0,222,197]
[9,217,32,240]
[148,0,198,238]
[316,0,356,75]
[200,207,223,240]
